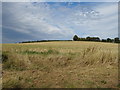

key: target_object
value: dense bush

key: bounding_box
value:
[73,35,79,41]
[2,52,9,63]
[73,35,120,43]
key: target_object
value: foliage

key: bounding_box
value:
[72,35,120,43]
[73,35,79,41]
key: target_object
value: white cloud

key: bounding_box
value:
[88,3,118,38]
[2,2,118,43]
[3,2,75,40]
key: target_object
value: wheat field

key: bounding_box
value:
[2,41,118,88]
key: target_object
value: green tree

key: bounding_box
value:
[73,35,79,41]
[107,38,112,42]
[114,37,119,43]
[86,36,90,41]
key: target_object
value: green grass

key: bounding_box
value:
[21,49,59,55]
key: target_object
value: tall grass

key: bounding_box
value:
[2,41,118,88]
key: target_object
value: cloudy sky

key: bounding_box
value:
[2,2,118,43]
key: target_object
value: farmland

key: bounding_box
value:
[2,41,118,88]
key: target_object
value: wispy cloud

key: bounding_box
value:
[2,2,118,43]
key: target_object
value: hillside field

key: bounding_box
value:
[2,41,118,88]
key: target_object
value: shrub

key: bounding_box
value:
[2,52,9,63]
[2,52,27,71]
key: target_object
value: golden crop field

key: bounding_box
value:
[2,41,119,88]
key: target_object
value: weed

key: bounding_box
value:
[22,50,41,54]
[21,49,59,55]
[3,78,22,88]
[2,53,27,71]
[64,81,76,88]
[101,80,107,84]
[117,83,120,88]
[2,52,9,63]
[84,81,95,85]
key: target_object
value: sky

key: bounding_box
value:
[2,2,118,43]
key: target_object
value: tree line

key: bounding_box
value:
[73,35,120,43]
[19,35,120,43]
[20,40,72,43]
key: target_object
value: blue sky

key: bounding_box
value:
[2,2,118,43]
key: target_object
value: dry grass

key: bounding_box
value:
[2,41,118,88]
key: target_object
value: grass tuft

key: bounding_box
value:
[21,49,59,55]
